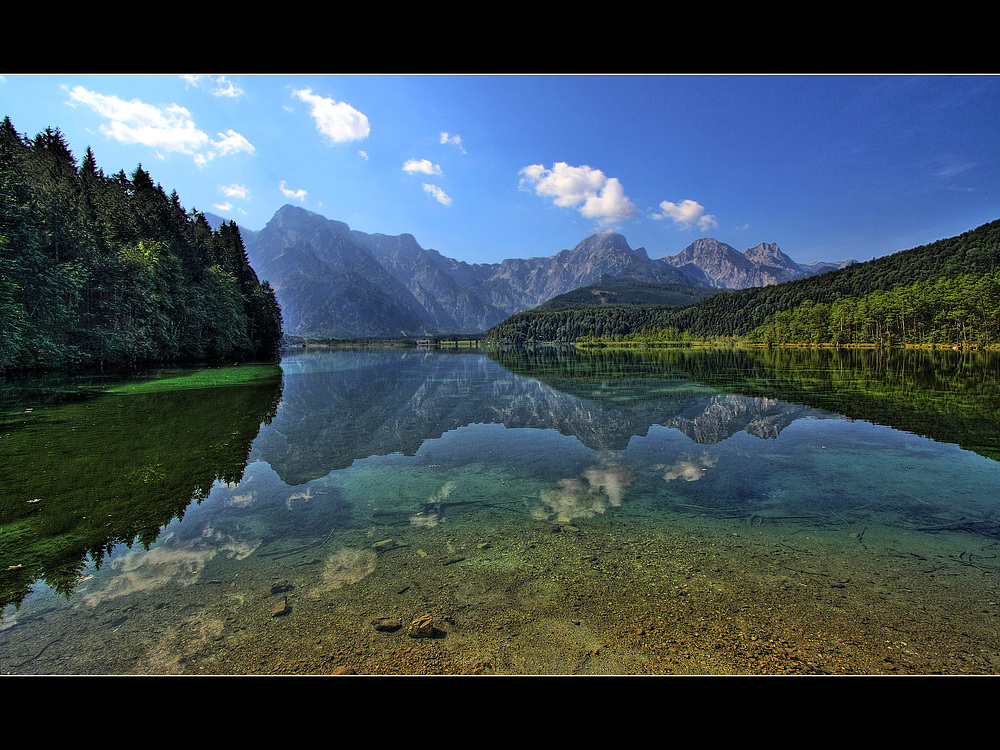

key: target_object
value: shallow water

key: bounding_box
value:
[2,346,999,675]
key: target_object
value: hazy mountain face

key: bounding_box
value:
[224,205,850,339]
[660,237,854,289]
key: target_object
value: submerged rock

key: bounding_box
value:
[271,596,291,617]
[408,614,443,639]
[372,617,403,632]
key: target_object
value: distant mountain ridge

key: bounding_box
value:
[207,205,852,339]
[661,237,851,289]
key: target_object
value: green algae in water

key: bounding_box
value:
[101,362,283,396]
[0,362,283,611]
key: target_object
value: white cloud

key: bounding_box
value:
[440,131,466,153]
[180,74,243,98]
[422,184,452,206]
[292,88,370,144]
[654,199,718,231]
[198,129,254,166]
[519,162,637,224]
[213,202,233,211]
[280,181,307,201]
[64,85,253,166]
[403,158,442,176]
[359,150,369,160]
[221,184,249,199]
[211,76,243,98]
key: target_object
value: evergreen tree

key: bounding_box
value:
[0,118,284,373]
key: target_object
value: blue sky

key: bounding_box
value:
[2,73,998,266]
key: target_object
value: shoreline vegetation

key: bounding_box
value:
[281,334,993,352]
[573,335,996,351]
[282,335,484,351]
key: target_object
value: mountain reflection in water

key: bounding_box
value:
[251,348,844,485]
[2,346,999,675]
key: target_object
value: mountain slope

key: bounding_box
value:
[240,206,435,338]
[226,204,851,339]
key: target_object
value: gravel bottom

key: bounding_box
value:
[5,512,1000,676]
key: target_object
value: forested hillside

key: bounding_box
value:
[535,277,720,311]
[484,218,1000,346]
[0,118,283,373]
[744,268,1000,347]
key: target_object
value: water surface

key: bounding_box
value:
[2,346,999,675]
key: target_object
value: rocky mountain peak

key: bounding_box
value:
[669,237,745,263]
[569,231,637,257]
[744,241,796,269]
[660,237,839,289]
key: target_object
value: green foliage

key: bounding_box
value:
[485,304,730,346]
[0,118,283,373]
[536,277,720,311]
[746,268,1000,348]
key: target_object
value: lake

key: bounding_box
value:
[2,345,999,675]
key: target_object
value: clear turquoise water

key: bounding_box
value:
[2,347,999,674]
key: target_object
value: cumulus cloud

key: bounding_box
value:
[403,158,442,176]
[654,198,718,231]
[221,183,249,199]
[280,181,307,201]
[519,161,637,224]
[292,88,370,144]
[64,85,254,166]
[422,183,452,205]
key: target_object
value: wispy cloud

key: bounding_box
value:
[653,199,718,231]
[212,129,254,159]
[519,162,637,225]
[181,74,244,98]
[291,88,370,144]
[210,76,243,98]
[213,201,233,212]
[63,85,254,166]
[422,184,452,206]
[440,131,466,153]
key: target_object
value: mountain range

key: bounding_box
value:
[211,204,853,339]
